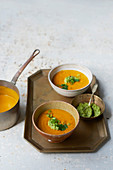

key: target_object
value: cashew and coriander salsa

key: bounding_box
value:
[52,70,89,90]
[37,109,75,135]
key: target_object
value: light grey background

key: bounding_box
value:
[0,0,113,170]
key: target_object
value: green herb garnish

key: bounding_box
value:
[48,117,68,131]
[58,124,68,131]
[48,110,52,113]
[46,114,53,118]
[64,76,80,85]
[46,110,53,118]
[61,84,68,90]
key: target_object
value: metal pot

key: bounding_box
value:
[0,49,40,131]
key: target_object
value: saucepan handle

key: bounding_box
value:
[11,49,40,85]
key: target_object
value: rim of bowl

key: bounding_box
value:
[32,100,80,137]
[48,63,93,92]
[71,93,105,119]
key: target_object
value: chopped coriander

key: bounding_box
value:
[48,116,68,131]
[48,110,52,113]
[46,113,53,118]
[67,123,71,126]
[64,76,80,85]
[46,114,49,117]
[61,84,68,90]
[58,124,68,131]
[57,119,61,123]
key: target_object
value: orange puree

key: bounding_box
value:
[0,86,19,113]
[52,70,89,90]
[37,109,75,135]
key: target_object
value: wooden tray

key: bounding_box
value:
[24,69,109,153]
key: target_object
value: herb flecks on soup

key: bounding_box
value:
[52,70,89,90]
[37,109,75,135]
[47,112,68,131]
[64,76,80,85]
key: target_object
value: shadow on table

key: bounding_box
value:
[17,104,26,124]
[98,79,112,120]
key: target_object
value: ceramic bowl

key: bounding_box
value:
[48,64,93,97]
[32,101,79,143]
[71,94,105,120]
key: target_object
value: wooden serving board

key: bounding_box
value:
[24,69,109,153]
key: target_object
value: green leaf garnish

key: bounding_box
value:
[64,76,80,85]
[48,110,52,113]
[46,110,53,118]
[57,119,61,123]
[58,124,68,131]
[46,113,53,118]
[61,84,68,90]
[48,116,68,131]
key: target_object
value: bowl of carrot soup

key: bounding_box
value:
[32,101,79,143]
[48,64,92,97]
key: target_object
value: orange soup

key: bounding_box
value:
[37,109,75,135]
[52,70,89,90]
[0,86,19,113]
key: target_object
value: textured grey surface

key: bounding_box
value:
[0,0,113,169]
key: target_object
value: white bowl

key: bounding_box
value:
[48,64,93,97]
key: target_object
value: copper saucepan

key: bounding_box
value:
[0,49,40,131]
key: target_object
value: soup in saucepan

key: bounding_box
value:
[0,86,19,113]
[37,109,75,135]
[52,70,89,90]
